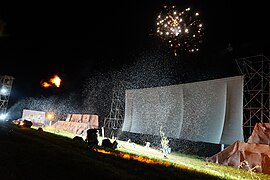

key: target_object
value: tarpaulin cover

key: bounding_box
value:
[207,140,270,174]
[247,123,270,145]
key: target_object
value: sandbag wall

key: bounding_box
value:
[52,114,99,136]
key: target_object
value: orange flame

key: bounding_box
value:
[95,148,190,172]
[41,82,51,88]
[96,148,172,166]
[49,75,61,87]
[41,74,62,88]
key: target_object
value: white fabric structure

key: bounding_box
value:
[122,76,244,145]
[22,109,46,125]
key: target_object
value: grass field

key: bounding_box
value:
[1,122,270,180]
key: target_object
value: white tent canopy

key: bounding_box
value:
[122,75,244,145]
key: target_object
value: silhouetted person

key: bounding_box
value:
[86,129,98,149]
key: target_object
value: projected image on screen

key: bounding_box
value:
[122,76,244,145]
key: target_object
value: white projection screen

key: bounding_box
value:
[122,76,244,145]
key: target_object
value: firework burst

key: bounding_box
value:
[156,6,204,56]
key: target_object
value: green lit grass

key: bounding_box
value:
[1,123,269,179]
[108,140,270,180]
[39,125,270,180]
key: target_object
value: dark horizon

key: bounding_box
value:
[1,0,269,117]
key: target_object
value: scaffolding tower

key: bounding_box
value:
[103,81,126,138]
[235,54,270,140]
[0,75,15,116]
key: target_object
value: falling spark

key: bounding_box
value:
[156,5,204,56]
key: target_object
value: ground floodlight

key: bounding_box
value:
[0,87,8,95]
[0,113,7,120]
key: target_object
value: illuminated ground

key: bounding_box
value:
[40,125,270,180]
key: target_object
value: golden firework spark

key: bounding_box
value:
[156,6,204,56]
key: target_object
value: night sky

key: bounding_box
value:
[1,1,270,117]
